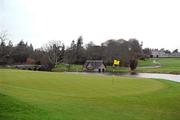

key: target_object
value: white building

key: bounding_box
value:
[151,49,180,57]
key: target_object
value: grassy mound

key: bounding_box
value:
[0,69,180,120]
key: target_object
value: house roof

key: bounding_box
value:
[83,60,105,69]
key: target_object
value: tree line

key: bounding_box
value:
[0,31,144,69]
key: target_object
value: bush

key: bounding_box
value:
[129,59,138,71]
[26,57,35,64]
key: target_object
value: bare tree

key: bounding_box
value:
[173,49,178,53]
[0,31,8,65]
[42,40,64,66]
[0,31,8,45]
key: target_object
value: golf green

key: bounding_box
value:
[0,69,180,120]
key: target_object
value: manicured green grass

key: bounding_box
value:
[138,58,158,67]
[106,66,129,72]
[105,58,158,73]
[138,58,180,74]
[106,58,180,74]
[1,69,180,120]
[53,58,180,74]
[53,64,83,72]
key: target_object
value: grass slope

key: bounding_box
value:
[0,69,180,120]
[106,58,180,74]
[53,58,180,74]
[138,58,180,74]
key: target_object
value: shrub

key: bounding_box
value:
[129,59,138,71]
[26,57,35,64]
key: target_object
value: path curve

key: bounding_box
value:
[137,65,161,69]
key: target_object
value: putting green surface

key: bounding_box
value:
[0,69,180,120]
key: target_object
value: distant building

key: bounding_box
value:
[171,52,180,57]
[151,49,180,57]
[151,49,166,57]
[83,60,106,72]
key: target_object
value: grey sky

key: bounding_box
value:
[0,0,180,50]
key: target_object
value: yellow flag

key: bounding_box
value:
[113,60,120,65]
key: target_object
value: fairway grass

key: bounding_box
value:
[53,58,180,74]
[138,58,180,74]
[0,69,180,120]
[106,58,180,74]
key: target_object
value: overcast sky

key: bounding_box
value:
[0,0,180,50]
